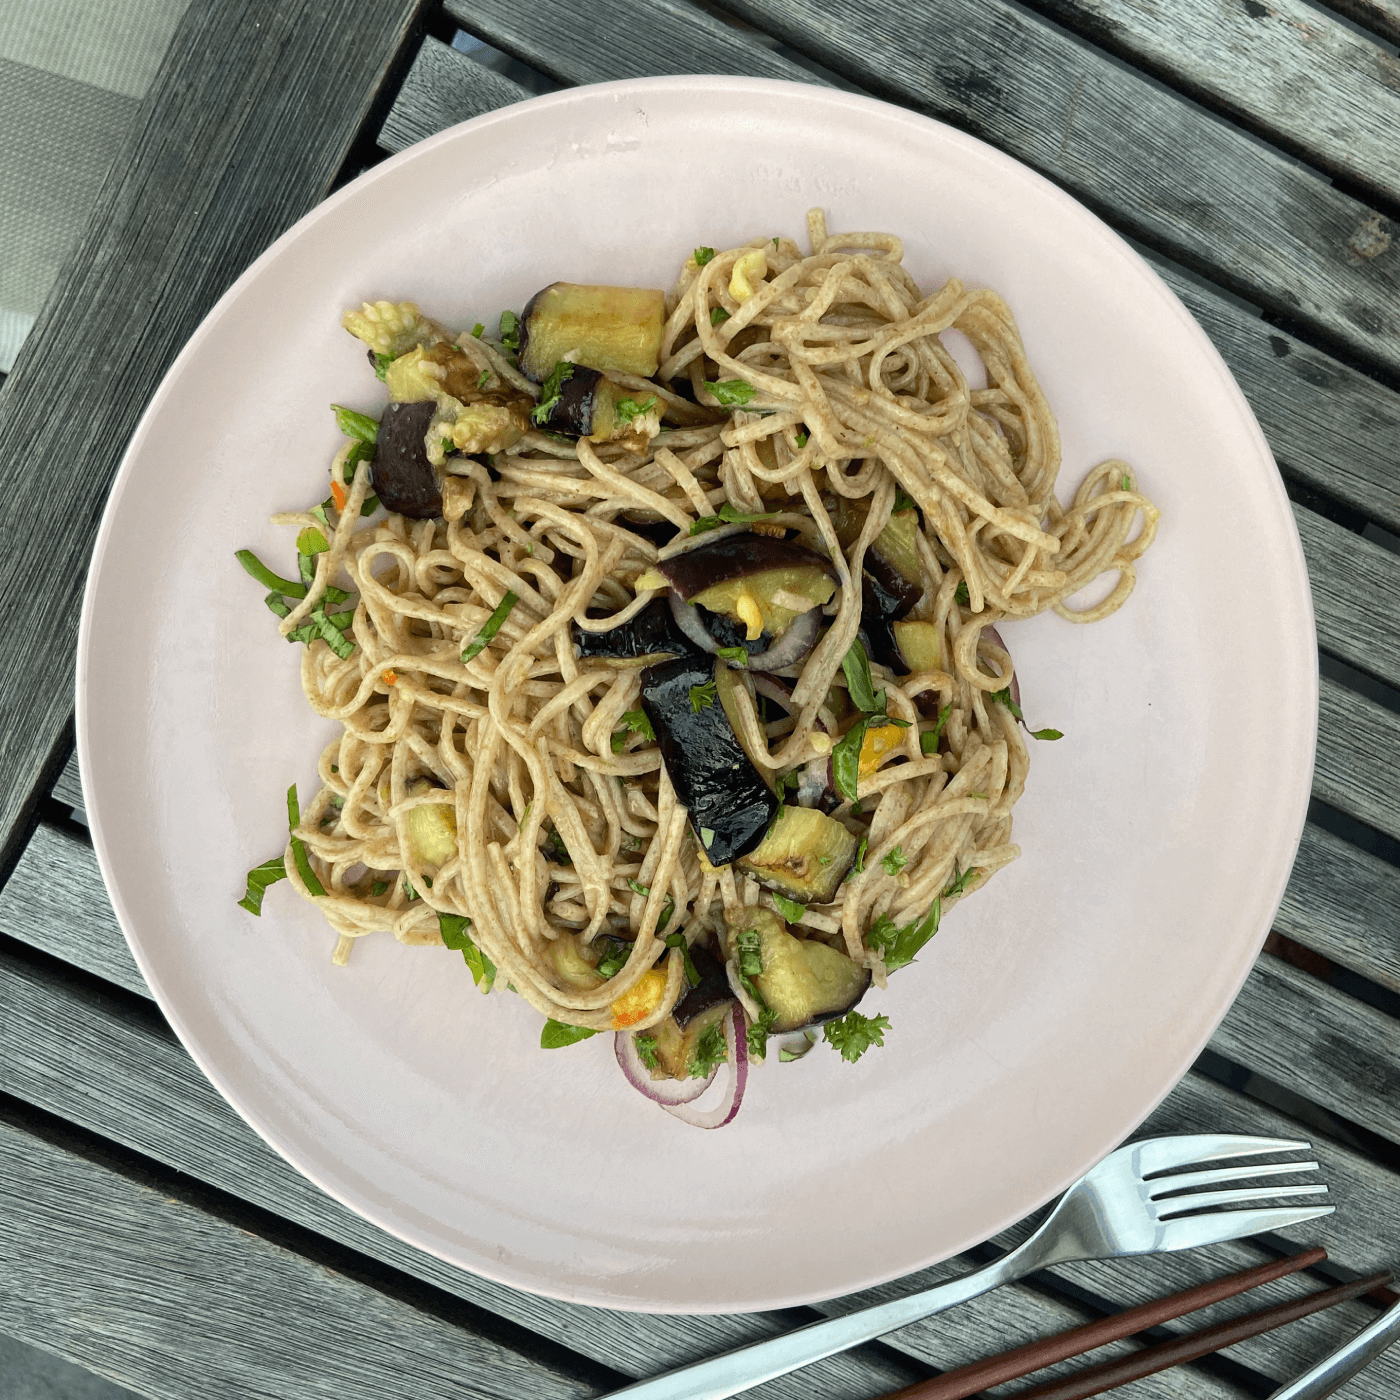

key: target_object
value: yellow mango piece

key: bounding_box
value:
[859,720,905,778]
[610,967,668,1029]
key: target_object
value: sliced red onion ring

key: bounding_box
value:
[981,623,1020,710]
[658,1002,749,1129]
[667,593,720,654]
[615,1029,716,1105]
[747,606,821,671]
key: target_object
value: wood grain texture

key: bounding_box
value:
[1316,676,1400,842]
[1295,504,1400,690]
[1155,264,1400,536]
[1277,820,1400,995]
[378,35,530,154]
[1328,0,1400,46]
[0,1112,596,1400]
[711,0,1400,378]
[0,945,930,1400]
[14,937,1400,1397]
[446,0,813,85]
[50,749,82,813]
[1034,0,1400,208]
[0,0,426,876]
[1211,950,1400,1147]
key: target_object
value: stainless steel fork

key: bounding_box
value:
[608,1134,1334,1400]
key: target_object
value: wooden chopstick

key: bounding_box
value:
[1007,1269,1393,1400]
[878,1248,1327,1400]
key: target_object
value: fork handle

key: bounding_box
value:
[604,1259,1019,1400]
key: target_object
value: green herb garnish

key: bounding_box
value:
[264,591,292,619]
[499,310,520,352]
[594,939,631,981]
[439,913,496,990]
[634,1032,660,1069]
[627,878,651,898]
[942,865,982,901]
[462,591,519,663]
[715,645,748,665]
[688,1021,728,1079]
[372,353,393,381]
[532,360,576,425]
[237,856,287,915]
[236,549,307,598]
[921,703,953,756]
[664,932,701,987]
[610,708,656,753]
[689,679,717,712]
[693,246,716,266]
[616,395,657,426]
[332,404,379,444]
[831,717,869,805]
[824,1010,891,1063]
[892,487,917,514]
[285,783,326,897]
[690,502,779,536]
[991,688,1023,721]
[541,1019,598,1048]
[371,880,389,897]
[795,430,809,448]
[882,846,907,877]
[710,306,730,326]
[472,322,485,339]
[779,1030,817,1062]
[954,581,970,607]
[842,639,880,715]
[1029,726,1063,741]
[477,369,492,390]
[737,927,764,978]
[771,893,804,923]
[866,904,940,973]
[702,378,757,408]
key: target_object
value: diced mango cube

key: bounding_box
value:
[859,720,904,778]
[610,967,668,1029]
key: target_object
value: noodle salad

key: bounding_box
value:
[236,211,1157,1127]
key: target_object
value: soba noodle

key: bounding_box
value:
[248,211,1157,1066]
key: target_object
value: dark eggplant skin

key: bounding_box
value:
[571,599,696,662]
[618,516,682,550]
[373,400,441,518]
[864,549,922,619]
[537,365,604,436]
[639,654,779,867]
[671,943,734,1028]
[657,534,836,600]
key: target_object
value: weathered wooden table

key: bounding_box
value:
[2,2,1398,1397]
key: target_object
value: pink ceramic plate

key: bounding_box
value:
[77,77,1316,1312]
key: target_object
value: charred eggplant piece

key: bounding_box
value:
[892,620,942,673]
[373,400,440,518]
[571,599,696,665]
[650,1001,731,1080]
[638,535,837,644]
[534,365,616,437]
[672,943,735,1028]
[727,908,869,1033]
[518,283,666,382]
[639,654,779,866]
[715,661,776,794]
[737,805,858,904]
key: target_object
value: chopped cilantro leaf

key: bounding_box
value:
[531,360,575,426]
[780,1030,817,1062]
[693,246,716,266]
[498,310,520,351]
[237,856,286,915]
[737,927,763,977]
[372,353,393,382]
[688,1020,728,1079]
[690,502,779,536]
[477,369,491,390]
[795,429,809,448]
[824,1010,890,1063]
[954,581,970,607]
[892,487,917,514]
[710,306,730,326]
[715,645,748,665]
[462,591,518,663]
[610,708,656,752]
[747,1009,777,1060]
[371,880,389,897]
[627,878,651,898]
[615,395,657,426]
[541,1019,598,1048]
[771,893,804,923]
[689,680,717,712]
[866,904,940,972]
[634,1032,660,1069]
[882,846,907,877]
[472,322,485,338]
[921,703,953,755]
[702,378,757,408]
[332,404,379,444]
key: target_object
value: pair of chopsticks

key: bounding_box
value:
[879,1248,1393,1400]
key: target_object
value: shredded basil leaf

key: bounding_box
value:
[664,932,701,987]
[689,502,779,536]
[657,896,675,933]
[264,591,292,619]
[462,591,519,663]
[795,430,809,448]
[921,703,953,755]
[771,893,804,923]
[472,322,485,339]
[841,639,880,714]
[237,549,306,599]
[541,1019,598,1048]
[991,688,1024,721]
[532,360,575,426]
[831,717,868,805]
[702,378,757,408]
[477,369,492,390]
[627,878,651,898]
[594,938,631,980]
[439,912,496,989]
[332,404,379,444]
[498,310,520,352]
[237,856,287,915]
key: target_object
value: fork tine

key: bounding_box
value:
[1159,1203,1335,1251]
[1150,1160,1320,1195]
[1156,1183,1330,1215]
[1133,1134,1311,1176]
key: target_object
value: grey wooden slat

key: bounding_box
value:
[0,0,427,874]
[0,1113,594,1400]
[378,35,530,154]
[1296,504,1400,691]
[708,0,1400,378]
[1035,0,1400,208]
[409,33,1400,535]
[0,946,920,1400]
[1330,0,1400,46]
[1155,265,1400,537]
[1278,821,1400,996]
[1316,677,1400,844]
[446,0,814,86]
[0,822,147,996]
[1211,951,1400,1147]
[49,748,83,813]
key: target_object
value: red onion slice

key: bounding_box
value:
[981,623,1020,710]
[658,1002,749,1129]
[668,593,720,654]
[615,1029,716,1105]
[747,606,821,671]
